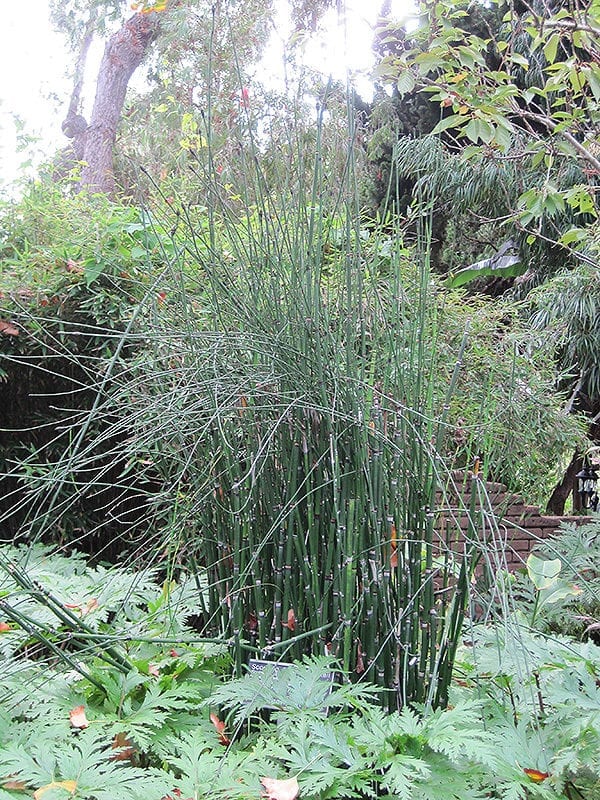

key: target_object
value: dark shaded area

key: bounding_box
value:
[0,287,160,561]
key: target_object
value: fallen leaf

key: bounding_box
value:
[34,780,77,800]
[0,320,19,336]
[161,790,193,800]
[283,608,295,631]
[69,705,89,729]
[523,768,550,783]
[355,639,365,674]
[111,732,136,762]
[260,776,299,800]
[84,598,99,615]
[210,712,230,745]
[3,778,28,791]
[0,621,11,633]
[65,259,83,274]
[390,523,398,568]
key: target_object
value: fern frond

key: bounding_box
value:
[379,755,432,800]
[2,730,171,800]
[423,701,497,764]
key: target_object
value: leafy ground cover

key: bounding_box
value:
[1,538,599,800]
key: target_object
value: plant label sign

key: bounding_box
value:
[247,659,335,712]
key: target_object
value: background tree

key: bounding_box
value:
[370,0,599,509]
[51,0,347,197]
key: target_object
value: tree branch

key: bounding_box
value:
[516,108,600,174]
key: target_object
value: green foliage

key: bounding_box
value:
[2,6,598,797]
[454,621,600,798]
[0,122,587,712]
[530,266,600,405]
[0,185,182,544]
[2,545,600,799]
[1,84,487,710]
[0,184,174,291]
[510,519,600,639]
[2,731,171,800]
[372,0,599,287]
[0,544,230,794]
[438,292,588,502]
[446,241,523,289]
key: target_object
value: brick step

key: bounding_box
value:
[436,514,592,535]
[448,471,508,493]
[435,505,539,519]
[436,490,523,506]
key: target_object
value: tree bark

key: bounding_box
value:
[78,12,161,196]
[546,413,600,515]
[54,11,97,182]
[546,450,582,515]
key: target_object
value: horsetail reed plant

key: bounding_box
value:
[0,66,487,711]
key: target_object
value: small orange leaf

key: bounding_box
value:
[69,705,89,729]
[0,320,19,336]
[524,768,550,783]
[356,639,365,674]
[84,598,99,615]
[3,778,28,791]
[0,621,11,632]
[34,780,77,800]
[260,776,300,800]
[390,523,398,568]
[210,712,230,745]
[162,790,193,800]
[111,732,136,761]
[283,608,296,631]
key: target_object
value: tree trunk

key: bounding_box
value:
[78,12,161,196]
[54,11,96,183]
[546,450,582,515]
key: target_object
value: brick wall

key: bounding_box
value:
[436,472,591,571]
